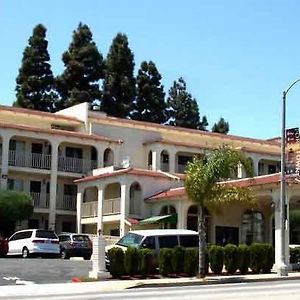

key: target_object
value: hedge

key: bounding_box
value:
[107,247,125,278]
[159,248,174,276]
[224,244,238,275]
[124,247,139,275]
[237,244,250,274]
[209,245,224,274]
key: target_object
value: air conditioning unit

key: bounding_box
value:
[121,157,130,168]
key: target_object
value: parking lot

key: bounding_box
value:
[0,258,92,285]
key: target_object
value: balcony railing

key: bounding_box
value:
[177,163,187,174]
[103,198,120,215]
[58,157,97,173]
[56,194,76,211]
[81,198,121,217]
[30,192,49,209]
[9,151,51,170]
[82,201,98,218]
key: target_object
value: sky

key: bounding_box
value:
[1,0,300,140]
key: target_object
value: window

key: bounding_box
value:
[116,233,143,247]
[180,235,198,247]
[8,179,24,191]
[268,165,276,174]
[241,211,264,245]
[64,184,77,196]
[158,235,178,248]
[142,237,156,249]
[35,230,57,239]
[66,147,82,159]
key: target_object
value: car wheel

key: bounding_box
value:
[84,255,91,260]
[22,247,29,258]
[61,249,68,259]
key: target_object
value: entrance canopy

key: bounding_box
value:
[139,214,177,225]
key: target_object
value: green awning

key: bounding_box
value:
[139,214,177,225]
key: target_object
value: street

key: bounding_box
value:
[0,258,91,285]
[0,280,300,300]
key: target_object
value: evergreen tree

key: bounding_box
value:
[212,117,230,134]
[14,24,56,112]
[131,61,166,123]
[101,33,135,118]
[166,77,208,130]
[56,23,104,109]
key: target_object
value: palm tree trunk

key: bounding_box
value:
[198,204,206,278]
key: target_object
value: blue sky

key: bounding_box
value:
[1,0,300,140]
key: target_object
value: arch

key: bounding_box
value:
[258,158,280,176]
[129,182,142,215]
[148,151,153,170]
[104,182,121,200]
[160,149,169,172]
[160,205,177,229]
[103,148,114,167]
[241,210,264,245]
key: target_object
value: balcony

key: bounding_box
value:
[56,194,76,211]
[103,198,121,215]
[9,151,51,170]
[58,157,97,174]
[30,192,49,209]
[81,198,121,218]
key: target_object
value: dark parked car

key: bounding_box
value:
[58,233,92,260]
[0,233,8,257]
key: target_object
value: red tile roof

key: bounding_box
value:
[146,173,300,201]
[0,123,121,143]
[0,105,82,123]
[74,167,177,183]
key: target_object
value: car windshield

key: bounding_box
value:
[116,233,143,247]
[73,235,90,242]
[36,230,57,239]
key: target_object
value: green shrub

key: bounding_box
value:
[172,246,185,274]
[290,247,300,264]
[237,244,250,274]
[261,244,274,273]
[107,247,125,278]
[224,244,238,275]
[184,248,199,276]
[124,247,139,275]
[159,248,174,276]
[209,245,224,274]
[138,249,155,275]
[249,243,264,274]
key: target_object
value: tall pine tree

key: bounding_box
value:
[212,117,229,134]
[101,33,135,118]
[14,24,56,112]
[166,77,208,130]
[56,23,104,109]
[131,61,166,123]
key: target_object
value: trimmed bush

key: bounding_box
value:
[261,244,274,273]
[107,247,125,278]
[249,243,264,274]
[159,248,174,276]
[138,248,155,276]
[209,245,224,274]
[172,246,185,274]
[224,244,238,274]
[290,247,300,264]
[124,247,139,275]
[184,248,199,276]
[237,244,250,274]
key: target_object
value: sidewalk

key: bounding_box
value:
[1,271,300,298]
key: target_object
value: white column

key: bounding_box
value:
[252,158,259,176]
[48,141,59,231]
[1,135,10,190]
[237,163,246,178]
[76,189,83,233]
[120,182,127,237]
[169,150,176,173]
[177,200,185,229]
[152,148,160,171]
[96,146,103,169]
[97,187,103,232]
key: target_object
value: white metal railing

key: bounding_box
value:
[30,192,49,209]
[82,201,98,217]
[58,156,97,173]
[103,197,121,215]
[56,194,76,211]
[9,151,52,169]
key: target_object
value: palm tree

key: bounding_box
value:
[185,145,255,278]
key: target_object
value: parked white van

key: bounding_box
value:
[7,229,60,258]
[106,229,198,254]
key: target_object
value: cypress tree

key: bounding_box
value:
[166,77,207,130]
[14,24,56,112]
[56,23,104,109]
[101,33,135,118]
[212,117,230,134]
[131,61,166,123]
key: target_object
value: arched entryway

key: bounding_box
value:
[103,148,114,167]
[160,205,177,229]
[129,182,142,215]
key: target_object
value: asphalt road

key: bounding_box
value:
[1,280,300,300]
[0,258,91,285]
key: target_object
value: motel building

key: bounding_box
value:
[0,102,299,268]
